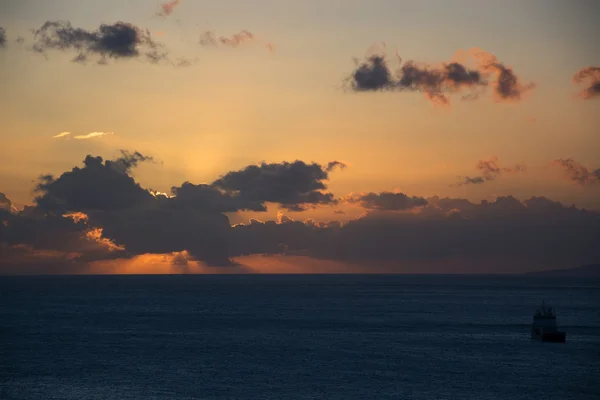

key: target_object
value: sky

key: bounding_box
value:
[0,0,599,274]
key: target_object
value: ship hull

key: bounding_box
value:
[532,331,566,343]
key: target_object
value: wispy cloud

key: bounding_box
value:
[156,0,182,17]
[552,159,600,186]
[0,26,6,48]
[52,131,114,140]
[74,132,114,140]
[573,67,600,100]
[199,30,275,52]
[453,157,526,187]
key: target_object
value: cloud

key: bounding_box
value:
[455,176,485,186]
[31,21,168,64]
[91,207,233,266]
[0,197,126,274]
[0,27,6,48]
[212,160,343,211]
[475,157,526,180]
[156,0,182,17]
[28,152,233,265]
[350,56,395,91]
[396,61,486,105]
[4,154,600,274]
[34,151,155,212]
[325,161,347,172]
[453,157,526,186]
[52,131,114,139]
[74,131,114,140]
[0,192,16,212]
[111,151,154,173]
[8,155,348,267]
[552,159,600,186]
[347,48,534,105]
[168,181,266,212]
[199,30,274,52]
[345,191,428,211]
[468,48,535,101]
[226,195,600,273]
[308,196,599,272]
[573,66,600,100]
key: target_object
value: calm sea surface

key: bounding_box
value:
[1,274,599,400]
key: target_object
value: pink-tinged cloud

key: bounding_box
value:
[552,159,600,186]
[573,67,600,100]
[466,48,536,102]
[156,0,182,17]
[453,157,526,187]
[347,47,534,106]
[199,30,275,52]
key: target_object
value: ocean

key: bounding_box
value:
[1,274,599,400]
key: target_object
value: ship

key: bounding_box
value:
[531,302,566,342]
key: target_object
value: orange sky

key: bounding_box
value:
[0,1,599,275]
[1,0,599,214]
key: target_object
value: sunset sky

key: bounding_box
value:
[0,0,599,274]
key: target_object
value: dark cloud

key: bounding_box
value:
[34,151,155,213]
[225,195,600,273]
[1,192,15,212]
[456,176,485,186]
[12,154,346,266]
[573,67,600,100]
[347,48,533,105]
[31,21,168,64]
[156,0,182,17]
[453,157,525,186]
[311,196,599,271]
[350,56,395,91]
[168,182,266,212]
[444,62,484,88]
[27,152,235,265]
[4,154,600,274]
[91,208,233,266]
[396,61,486,105]
[230,216,340,257]
[346,192,428,211]
[0,196,125,274]
[212,161,341,211]
[472,49,535,101]
[0,27,6,47]
[109,150,154,174]
[325,161,347,172]
[552,159,600,186]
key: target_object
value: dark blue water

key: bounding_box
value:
[1,275,599,400]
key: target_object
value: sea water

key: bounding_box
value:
[1,274,599,399]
